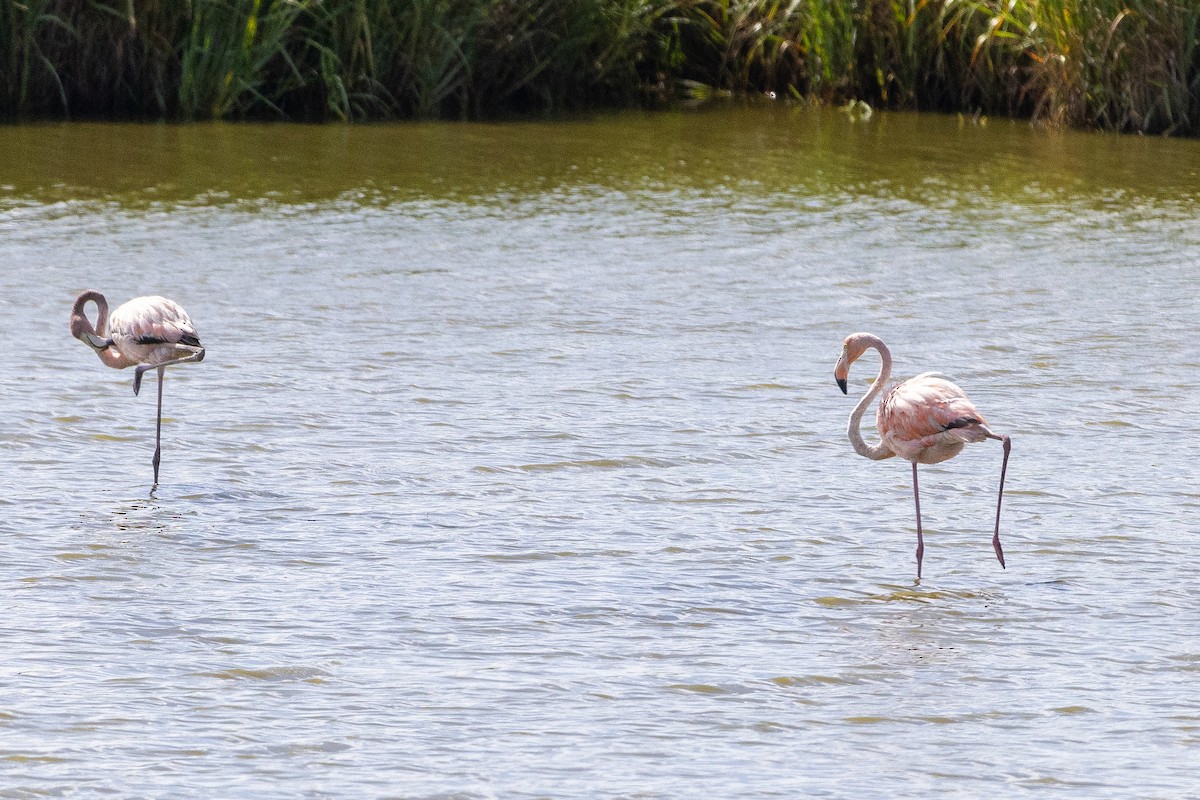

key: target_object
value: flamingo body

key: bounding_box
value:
[71,290,205,485]
[878,372,990,464]
[106,295,203,369]
[834,332,1010,579]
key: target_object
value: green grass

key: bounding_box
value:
[1,0,1197,134]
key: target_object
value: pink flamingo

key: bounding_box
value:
[834,332,1010,579]
[70,291,205,485]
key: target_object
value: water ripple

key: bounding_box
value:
[1,108,1198,799]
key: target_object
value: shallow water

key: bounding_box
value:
[2,106,1199,798]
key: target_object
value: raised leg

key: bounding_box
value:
[152,366,164,485]
[992,435,1011,569]
[133,347,205,396]
[912,460,924,580]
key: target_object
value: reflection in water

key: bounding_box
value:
[110,499,171,534]
[0,106,1198,797]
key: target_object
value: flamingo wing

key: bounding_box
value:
[878,373,989,462]
[109,296,202,364]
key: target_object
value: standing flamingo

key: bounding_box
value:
[834,332,1010,579]
[70,291,205,485]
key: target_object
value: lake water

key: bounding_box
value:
[1,106,1199,798]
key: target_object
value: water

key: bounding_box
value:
[2,107,1199,798]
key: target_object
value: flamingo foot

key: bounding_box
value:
[993,533,1006,569]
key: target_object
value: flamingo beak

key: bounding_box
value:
[836,376,847,394]
[834,352,850,394]
[84,333,112,350]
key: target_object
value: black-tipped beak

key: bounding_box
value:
[836,377,847,394]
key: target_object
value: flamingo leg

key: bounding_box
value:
[152,366,165,485]
[911,461,924,580]
[992,435,1011,569]
[133,347,205,396]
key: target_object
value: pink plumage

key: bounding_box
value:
[108,295,202,368]
[71,290,205,486]
[878,372,991,464]
[835,332,1010,579]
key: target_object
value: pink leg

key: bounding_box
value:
[912,460,923,580]
[152,366,164,485]
[133,347,204,396]
[992,435,1011,568]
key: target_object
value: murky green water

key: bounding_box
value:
[2,107,1199,798]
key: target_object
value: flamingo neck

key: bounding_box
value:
[848,335,894,461]
[71,290,134,369]
[95,342,135,369]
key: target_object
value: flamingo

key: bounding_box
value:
[70,291,205,485]
[834,332,1010,579]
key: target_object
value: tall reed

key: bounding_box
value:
[1,0,1197,134]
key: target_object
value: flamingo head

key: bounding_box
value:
[834,333,865,393]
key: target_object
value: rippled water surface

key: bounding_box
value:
[2,108,1199,798]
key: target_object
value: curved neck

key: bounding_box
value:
[848,335,894,460]
[71,291,133,369]
[71,290,108,339]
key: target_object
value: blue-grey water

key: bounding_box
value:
[1,107,1199,797]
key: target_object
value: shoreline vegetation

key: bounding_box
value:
[2,0,1198,135]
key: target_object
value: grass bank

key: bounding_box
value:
[2,0,1198,135]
